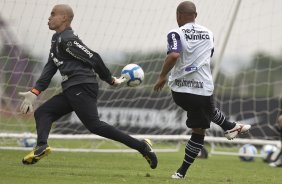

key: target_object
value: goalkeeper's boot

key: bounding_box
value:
[142,139,158,169]
[171,172,185,179]
[224,122,251,140]
[22,144,51,165]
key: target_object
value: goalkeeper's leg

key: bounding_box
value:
[22,93,73,165]
[77,113,158,169]
[79,116,158,169]
[22,144,51,165]
[67,84,158,169]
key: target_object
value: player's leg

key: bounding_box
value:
[172,129,205,179]
[22,93,73,165]
[269,114,282,167]
[211,108,236,130]
[278,114,282,145]
[209,96,251,140]
[65,84,157,169]
[171,92,209,179]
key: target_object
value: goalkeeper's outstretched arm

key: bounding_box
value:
[18,56,57,113]
[61,38,113,84]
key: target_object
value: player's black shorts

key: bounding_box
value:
[171,91,215,129]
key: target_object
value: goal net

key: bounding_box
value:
[1,0,282,154]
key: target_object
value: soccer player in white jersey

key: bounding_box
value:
[154,1,251,179]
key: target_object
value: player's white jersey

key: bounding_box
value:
[166,23,214,96]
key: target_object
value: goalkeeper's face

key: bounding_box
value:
[48,5,68,32]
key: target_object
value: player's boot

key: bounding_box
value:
[142,139,158,169]
[224,122,251,140]
[171,172,184,179]
[22,144,51,165]
[269,154,282,167]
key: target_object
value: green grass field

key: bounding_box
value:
[1,147,282,184]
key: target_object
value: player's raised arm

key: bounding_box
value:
[154,31,181,92]
[154,52,180,92]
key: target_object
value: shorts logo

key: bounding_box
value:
[73,41,93,58]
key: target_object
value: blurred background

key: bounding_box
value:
[1,0,282,69]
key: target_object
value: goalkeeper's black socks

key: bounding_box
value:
[88,120,148,153]
[211,108,236,131]
[177,133,204,177]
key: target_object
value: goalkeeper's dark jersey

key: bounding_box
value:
[34,27,113,92]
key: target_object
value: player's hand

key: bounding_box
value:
[18,91,37,114]
[154,76,167,92]
[112,76,128,86]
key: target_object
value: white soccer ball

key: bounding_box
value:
[18,137,37,147]
[121,64,144,87]
[260,144,278,162]
[238,144,258,161]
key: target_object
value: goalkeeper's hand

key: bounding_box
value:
[18,91,37,114]
[112,76,127,86]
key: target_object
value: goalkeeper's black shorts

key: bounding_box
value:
[171,91,215,129]
[35,83,101,143]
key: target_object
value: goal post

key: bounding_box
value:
[1,0,282,155]
[0,133,280,155]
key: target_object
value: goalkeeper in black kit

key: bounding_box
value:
[18,4,157,169]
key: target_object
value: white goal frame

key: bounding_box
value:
[0,133,279,156]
